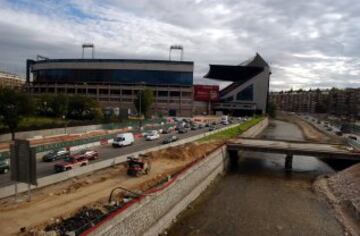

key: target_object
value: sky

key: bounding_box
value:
[0,0,359,91]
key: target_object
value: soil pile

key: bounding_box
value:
[146,142,222,161]
[328,163,360,213]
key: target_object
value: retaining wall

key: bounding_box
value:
[0,119,167,142]
[0,120,251,199]
[82,117,269,236]
[0,124,105,142]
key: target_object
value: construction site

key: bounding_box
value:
[0,113,359,235]
[0,141,221,235]
[0,116,265,235]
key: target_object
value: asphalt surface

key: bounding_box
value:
[0,125,219,188]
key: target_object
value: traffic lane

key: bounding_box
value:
[0,126,215,187]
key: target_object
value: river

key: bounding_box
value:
[166,119,344,236]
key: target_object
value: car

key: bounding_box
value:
[221,120,229,125]
[191,125,198,130]
[184,123,191,129]
[178,128,188,134]
[162,127,173,134]
[348,135,358,141]
[335,131,343,136]
[0,158,10,174]
[54,156,89,172]
[198,123,205,129]
[77,150,99,161]
[326,127,332,131]
[162,135,178,144]
[209,126,216,131]
[146,131,160,141]
[42,150,70,162]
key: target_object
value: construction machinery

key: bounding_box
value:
[126,155,151,177]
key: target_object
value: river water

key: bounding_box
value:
[167,120,344,236]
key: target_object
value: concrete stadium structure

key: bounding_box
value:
[26,59,194,116]
[204,53,271,115]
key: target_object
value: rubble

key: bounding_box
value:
[44,207,105,236]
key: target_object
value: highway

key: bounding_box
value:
[0,126,219,188]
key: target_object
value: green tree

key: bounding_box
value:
[134,88,155,118]
[67,95,101,120]
[50,94,69,118]
[267,101,277,118]
[36,95,52,116]
[0,88,33,140]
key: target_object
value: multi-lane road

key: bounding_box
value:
[0,125,221,188]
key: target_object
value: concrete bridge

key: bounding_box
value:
[226,138,360,170]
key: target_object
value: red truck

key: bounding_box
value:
[54,155,89,172]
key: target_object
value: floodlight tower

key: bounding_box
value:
[82,43,95,59]
[169,45,184,61]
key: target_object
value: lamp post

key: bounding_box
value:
[62,115,67,134]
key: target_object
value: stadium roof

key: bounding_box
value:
[30,58,193,65]
[204,53,269,82]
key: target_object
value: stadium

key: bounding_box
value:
[26,58,194,117]
[204,53,271,116]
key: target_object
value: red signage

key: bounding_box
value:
[194,85,219,101]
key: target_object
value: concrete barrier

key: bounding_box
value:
[0,120,256,199]
[83,117,268,236]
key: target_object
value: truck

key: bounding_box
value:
[112,133,134,148]
[54,155,89,172]
[126,155,151,177]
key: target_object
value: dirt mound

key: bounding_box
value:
[328,163,360,212]
[146,142,222,161]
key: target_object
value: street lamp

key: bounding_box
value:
[62,115,67,134]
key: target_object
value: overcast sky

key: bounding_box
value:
[0,0,359,91]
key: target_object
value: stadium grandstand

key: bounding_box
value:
[26,58,194,117]
[204,53,271,116]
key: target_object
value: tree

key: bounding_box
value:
[134,88,155,118]
[0,88,33,140]
[267,101,277,118]
[67,95,102,120]
[50,94,69,118]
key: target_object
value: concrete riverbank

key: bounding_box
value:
[166,120,345,236]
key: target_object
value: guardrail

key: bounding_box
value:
[0,124,173,161]
[0,121,254,199]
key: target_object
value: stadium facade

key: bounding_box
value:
[204,53,271,115]
[26,59,194,116]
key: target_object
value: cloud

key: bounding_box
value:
[0,0,359,90]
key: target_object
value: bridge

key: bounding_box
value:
[226,138,360,170]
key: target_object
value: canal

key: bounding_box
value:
[167,120,344,236]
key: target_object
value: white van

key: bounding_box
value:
[112,133,135,148]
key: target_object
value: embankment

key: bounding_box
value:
[83,117,268,236]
